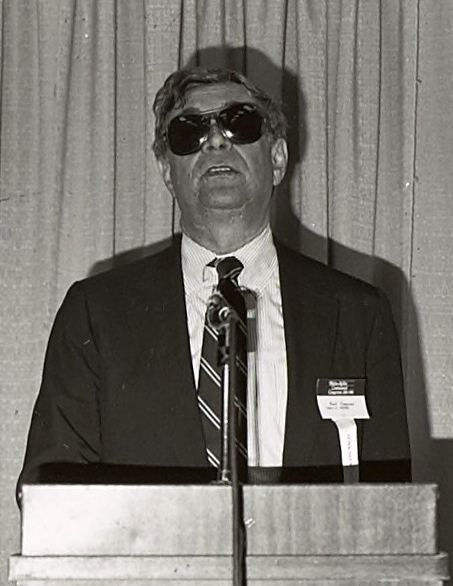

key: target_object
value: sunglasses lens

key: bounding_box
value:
[166,103,265,156]
[167,114,206,156]
[221,103,264,144]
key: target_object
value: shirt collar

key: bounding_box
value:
[181,225,278,295]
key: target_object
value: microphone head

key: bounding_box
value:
[207,293,232,329]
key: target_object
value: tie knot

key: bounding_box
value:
[211,256,244,284]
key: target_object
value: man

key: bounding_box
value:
[18,68,411,492]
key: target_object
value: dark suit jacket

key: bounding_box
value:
[19,237,411,489]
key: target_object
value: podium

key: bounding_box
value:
[10,483,448,584]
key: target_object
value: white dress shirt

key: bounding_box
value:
[181,225,288,466]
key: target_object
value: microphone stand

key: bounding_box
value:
[219,321,232,483]
[208,295,246,586]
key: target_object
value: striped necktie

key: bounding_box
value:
[197,256,248,481]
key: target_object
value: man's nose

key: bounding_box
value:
[202,119,232,151]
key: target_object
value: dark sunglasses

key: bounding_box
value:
[165,102,266,156]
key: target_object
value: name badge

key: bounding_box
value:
[316,378,370,471]
[316,378,370,420]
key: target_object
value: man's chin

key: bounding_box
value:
[199,190,246,211]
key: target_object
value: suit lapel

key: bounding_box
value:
[276,244,339,467]
[124,238,207,467]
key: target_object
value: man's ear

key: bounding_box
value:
[271,138,288,187]
[157,156,175,197]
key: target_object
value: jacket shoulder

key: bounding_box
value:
[71,237,181,299]
[275,239,384,305]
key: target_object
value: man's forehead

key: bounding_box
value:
[171,81,256,115]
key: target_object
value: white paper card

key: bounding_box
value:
[316,394,370,420]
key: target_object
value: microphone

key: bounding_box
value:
[207,293,233,329]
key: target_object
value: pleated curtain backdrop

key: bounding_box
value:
[1,1,453,585]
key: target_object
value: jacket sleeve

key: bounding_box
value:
[17,283,102,498]
[360,288,411,481]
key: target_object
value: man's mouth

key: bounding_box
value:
[204,165,238,177]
